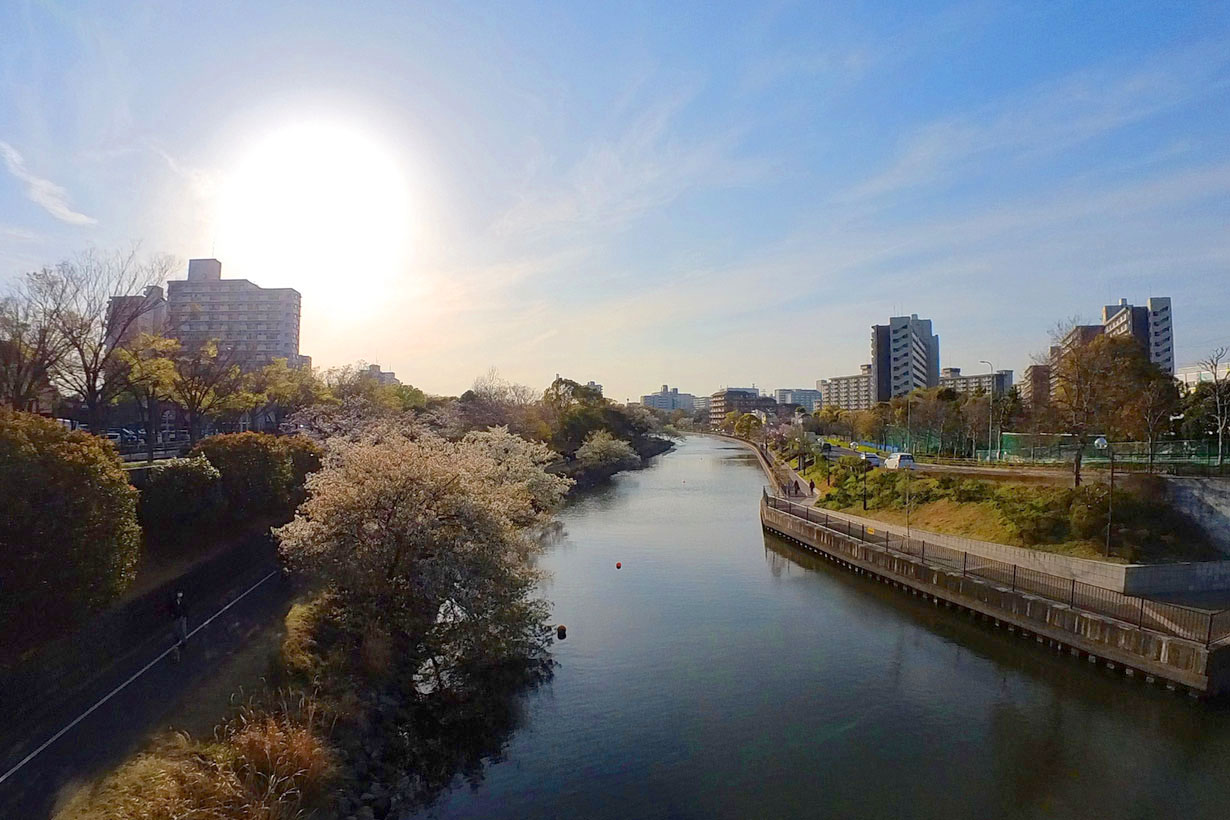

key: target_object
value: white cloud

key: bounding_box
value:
[0,140,97,225]
[844,43,1230,202]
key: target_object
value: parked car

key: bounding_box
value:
[849,441,859,450]
[884,453,915,470]
[820,442,832,454]
[860,452,881,467]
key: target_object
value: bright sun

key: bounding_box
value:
[215,122,412,319]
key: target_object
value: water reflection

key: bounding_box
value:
[414,435,1230,820]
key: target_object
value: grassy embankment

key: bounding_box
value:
[781,449,1216,564]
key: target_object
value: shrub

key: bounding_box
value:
[138,456,224,545]
[576,430,639,472]
[190,433,295,519]
[0,409,141,652]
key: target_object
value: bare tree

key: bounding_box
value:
[0,276,67,411]
[1119,368,1178,472]
[36,247,175,432]
[1199,347,1229,467]
[1050,320,1142,486]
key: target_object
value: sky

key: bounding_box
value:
[2,0,1229,402]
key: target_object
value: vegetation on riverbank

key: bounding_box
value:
[814,462,1217,563]
[59,420,573,819]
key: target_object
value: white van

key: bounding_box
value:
[884,453,915,470]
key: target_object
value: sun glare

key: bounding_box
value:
[214,122,412,319]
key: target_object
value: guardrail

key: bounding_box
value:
[764,493,1230,647]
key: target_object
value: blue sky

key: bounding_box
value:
[2,1,1229,401]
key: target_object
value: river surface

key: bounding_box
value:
[415,435,1230,819]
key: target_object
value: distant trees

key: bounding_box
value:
[734,412,763,439]
[1196,347,1229,467]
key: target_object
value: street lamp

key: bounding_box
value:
[979,360,995,462]
[1095,435,1114,557]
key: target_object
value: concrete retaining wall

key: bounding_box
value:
[815,506,1131,589]
[1165,477,1230,557]
[762,498,1230,696]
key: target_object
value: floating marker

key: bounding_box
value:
[557,624,567,639]
[616,562,622,569]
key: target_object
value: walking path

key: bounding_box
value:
[0,567,291,819]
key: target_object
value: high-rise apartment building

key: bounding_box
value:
[870,315,940,402]
[642,385,697,411]
[1019,364,1051,407]
[817,366,873,411]
[1101,297,1173,375]
[938,367,1013,396]
[166,259,304,371]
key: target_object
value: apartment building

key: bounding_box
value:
[642,385,697,411]
[938,367,1014,396]
[817,365,873,411]
[773,388,823,412]
[870,314,940,402]
[365,364,400,386]
[166,259,304,371]
[1019,364,1051,407]
[1102,297,1174,375]
[104,285,168,351]
[709,388,776,427]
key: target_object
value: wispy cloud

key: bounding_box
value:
[495,89,767,239]
[0,140,97,225]
[844,43,1230,202]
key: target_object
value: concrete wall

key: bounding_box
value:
[1165,477,1230,557]
[762,499,1230,696]
[814,503,1230,596]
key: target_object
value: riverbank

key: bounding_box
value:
[559,434,675,492]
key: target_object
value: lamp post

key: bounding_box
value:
[980,360,995,462]
[862,460,868,510]
[1095,435,1114,557]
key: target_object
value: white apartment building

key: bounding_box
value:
[1177,361,1230,391]
[774,388,823,412]
[1100,297,1174,375]
[167,258,304,371]
[641,385,697,411]
[818,365,873,411]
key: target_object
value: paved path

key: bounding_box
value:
[0,568,291,819]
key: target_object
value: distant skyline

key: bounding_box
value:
[2,1,1229,401]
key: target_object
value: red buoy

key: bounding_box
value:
[616,562,622,569]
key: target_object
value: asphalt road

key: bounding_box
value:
[0,567,291,819]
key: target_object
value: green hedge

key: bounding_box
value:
[138,455,224,546]
[190,433,321,519]
[0,409,141,652]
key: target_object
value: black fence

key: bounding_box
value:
[764,494,1230,647]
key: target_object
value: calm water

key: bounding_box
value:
[416,436,1230,819]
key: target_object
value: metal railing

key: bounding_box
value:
[763,493,1230,647]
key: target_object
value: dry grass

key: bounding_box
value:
[57,690,337,820]
[843,498,1115,561]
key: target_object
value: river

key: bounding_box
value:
[415,435,1230,819]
